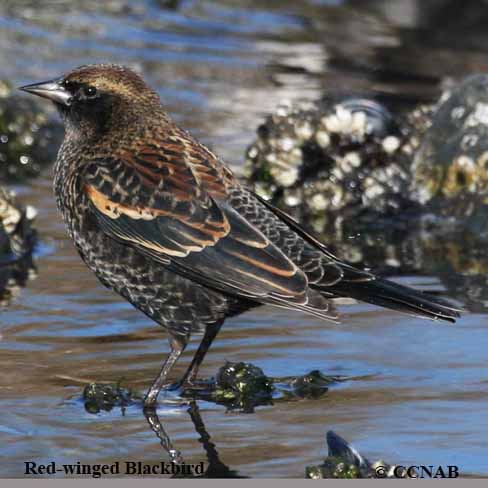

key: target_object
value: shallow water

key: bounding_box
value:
[1,0,487,478]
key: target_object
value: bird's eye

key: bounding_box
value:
[84,86,98,98]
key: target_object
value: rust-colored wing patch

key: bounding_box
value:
[86,184,159,220]
[85,183,230,258]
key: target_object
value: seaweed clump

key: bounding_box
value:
[83,382,133,414]
[198,362,342,412]
[211,362,274,413]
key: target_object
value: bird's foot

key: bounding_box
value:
[160,378,215,397]
[143,383,193,410]
[180,378,214,393]
[142,378,216,409]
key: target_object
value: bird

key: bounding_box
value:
[20,64,461,409]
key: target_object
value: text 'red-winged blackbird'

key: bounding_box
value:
[20,65,461,409]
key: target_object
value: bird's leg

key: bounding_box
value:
[144,335,187,409]
[180,322,223,389]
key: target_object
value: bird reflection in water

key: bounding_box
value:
[144,401,245,478]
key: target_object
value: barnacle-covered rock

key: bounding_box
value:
[0,257,37,307]
[245,96,431,234]
[246,75,488,235]
[0,186,37,258]
[412,74,488,219]
[0,186,37,306]
[306,431,404,479]
[0,80,62,181]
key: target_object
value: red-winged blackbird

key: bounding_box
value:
[20,65,460,409]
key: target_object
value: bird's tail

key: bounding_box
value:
[252,192,461,323]
[328,277,461,323]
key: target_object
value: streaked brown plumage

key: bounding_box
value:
[20,65,460,409]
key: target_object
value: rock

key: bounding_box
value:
[0,186,37,306]
[412,74,488,220]
[0,80,62,181]
[0,186,36,257]
[306,430,406,479]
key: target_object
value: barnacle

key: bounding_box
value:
[412,162,444,204]
[442,155,479,197]
[476,151,488,198]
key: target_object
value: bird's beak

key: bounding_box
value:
[18,78,72,106]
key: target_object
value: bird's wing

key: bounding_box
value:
[82,138,335,319]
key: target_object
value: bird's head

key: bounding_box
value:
[19,64,160,137]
